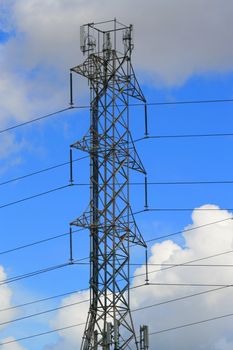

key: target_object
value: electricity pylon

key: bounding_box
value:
[70,19,149,350]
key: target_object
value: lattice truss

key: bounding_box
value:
[70,20,148,350]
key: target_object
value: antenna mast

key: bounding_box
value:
[70,19,149,349]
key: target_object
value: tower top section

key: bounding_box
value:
[80,19,133,57]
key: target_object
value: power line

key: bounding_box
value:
[3,257,229,290]
[0,288,83,313]
[0,155,89,187]
[0,299,89,328]
[0,283,145,328]
[1,263,232,314]
[132,247,233,282]
[0,184,71,210]
[2,247,232,314]
[0,280,231,330]
[146,282,229,287]
[0,228,83,256]
[3,307,233,347]
[130,262,233,267]
[0,216,231,260]
[148,311,233,336]
[0,322,86,346]
[145,217,232,243]
[1,183,233,214]
[1,97,233,137]
[134,132,233,143]
[2,284,233,346]
[145,98,233,107]
[135,208,233,214]
[4,243,233,288]
[133,180,233,185]
[0,181,232,217]
[3,165,233,188]
[0,262,72,286]
[0,107,73,135]
[131,285,231,312]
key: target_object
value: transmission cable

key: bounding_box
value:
[1,184,233,214]
[132,284,231,313]
[0,184,71,210]
[3,167,233,188]
[1,97,233,136]
[131,247,233,283]
[0,280,231,329]
[0,216,231,259]
[0,227,83,256]
[148,311,233,336]
[0,282,145,328]
[3,246,233,312]
[0,262,75,286]
[2,296,233,346]
[134,208,233,214]
[0,322,86,346]
[0,107,73,135]
[134,132,233,143]
[0,155,89,187]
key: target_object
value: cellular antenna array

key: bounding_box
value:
[70,19,149,349]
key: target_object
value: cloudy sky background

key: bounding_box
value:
[0,1,233,349]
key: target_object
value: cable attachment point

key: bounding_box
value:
[144,103,149,136]
[144,175,148,209]
[145,249,149,285]
[69,147,74,184]
[69,226,74,263]
[69,71,74,107]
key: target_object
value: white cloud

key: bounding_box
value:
[0,0,232,124]
[0,265,18,328]
[1,337,27,350]
[45,204,233,349]
[215,338,233,350]
[45,291,89,349]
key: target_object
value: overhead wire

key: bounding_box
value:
[0,107,73,135]
[0,262,75,287]
[0,279,232,330]
[0,228,83,256]
[0,216,231,260]
[1,284,233,346]
[131,247,233,282]
[1,261,233,314]
[1,181,233,213]
[1,96,233,345]
[0,98,232,334]
[134,132,233,143]
[0,184,71,210]
[2,258,231,289]
[0,155,89,187]
[1,97,233,136]
[0,322,86,346]
[3,246,233,311]
[2,165,233,188]
[148,311,233,336]
[0,283,145,328]
[134,207,233,214]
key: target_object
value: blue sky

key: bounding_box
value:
[1,1,233,350]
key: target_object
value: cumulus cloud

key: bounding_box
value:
[0,0,233,123]
[44,204,233,349]
[45,291,89,349]
[1,337,27,350]
[0,265,18,328]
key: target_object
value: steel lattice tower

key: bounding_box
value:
[70,19,149,350]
